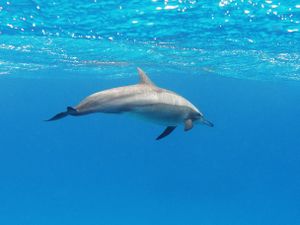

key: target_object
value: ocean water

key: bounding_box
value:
[1,1,300,225]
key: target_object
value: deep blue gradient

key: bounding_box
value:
[0,1,300,225]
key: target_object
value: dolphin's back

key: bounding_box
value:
[75,85,140,113]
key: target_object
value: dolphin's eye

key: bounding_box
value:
[191,112,201,120]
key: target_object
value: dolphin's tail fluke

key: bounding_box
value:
[46,106,77,121]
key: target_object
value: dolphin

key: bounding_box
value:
[47,68,213,140]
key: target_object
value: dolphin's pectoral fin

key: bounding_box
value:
[156,126,177,140]
[184,119,193,131]
[46,106,77,121]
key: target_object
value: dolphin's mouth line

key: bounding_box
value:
[201,118,214,127]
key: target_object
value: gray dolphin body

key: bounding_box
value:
[47,68,213,140]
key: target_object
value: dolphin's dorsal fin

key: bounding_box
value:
[137,67,155,86]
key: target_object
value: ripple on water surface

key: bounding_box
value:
[0,1,299,80]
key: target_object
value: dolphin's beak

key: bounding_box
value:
[201,118,214,127]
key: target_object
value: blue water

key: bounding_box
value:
[1,1,300,225]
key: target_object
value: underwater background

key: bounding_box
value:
[1,0,300,225]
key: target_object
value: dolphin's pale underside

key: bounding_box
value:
[47,68,213,140]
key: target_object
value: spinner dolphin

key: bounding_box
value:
[47,68,213,140]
